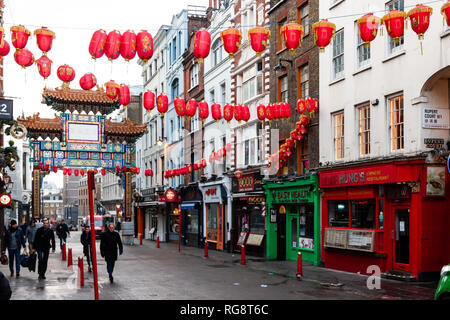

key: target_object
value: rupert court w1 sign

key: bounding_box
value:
[0,99,13,121]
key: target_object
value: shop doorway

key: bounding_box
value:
[393,207,410,271]
[276,208,286,260]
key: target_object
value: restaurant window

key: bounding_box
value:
[358,104,370,156]
[250,207,265,233]
[186,209,199,234]
[278,75,288,102]
[297,2,310,35]
[332,29,344,80]
[206,203,218,241]
[328,200,349,227]
[297,64,309,99]
[389,94,404,151]
[333,111,345,160]
[351,199,376,229]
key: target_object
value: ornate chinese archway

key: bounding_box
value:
[18,87,147,220]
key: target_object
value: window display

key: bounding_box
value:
[186,209,198,234]
[328,200,349,227]
[351,199,375,229]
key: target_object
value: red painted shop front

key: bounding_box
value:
[319,160,450,281]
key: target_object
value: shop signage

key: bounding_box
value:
[298,237,314,250]
[386,184,411,200]
[424,138,445,149]
[324,228,375,252]
[0,99,13,121]
[232,172,263,193]
[425,166,446,196]
[239,196,265,203]
[158,188,181,202]
[422,107,449,129]
[0,194,11,206]
[279,205,286,214]
[272,188,312,203]
[246,233,264,246]
[320,165,396,188]
[204,186,222,203]
[33,169,41,218]
[237,231,248,246]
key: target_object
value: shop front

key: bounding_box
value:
[179,184,203,248]
[320,160,450,281]
[158,188,181,243]
[264,174,320,265]
[231,172,266,257]
[136,188,165,241]
[199,178,231,251]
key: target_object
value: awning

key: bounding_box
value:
[181,201,200,209]
[137,201,163,207]
[232,191,265,198]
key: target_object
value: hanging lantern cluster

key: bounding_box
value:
[193,158,207,171]
[115,165,140,174]
[248,26,270,56]
[208,146,227,164]
[296,97,319,115]
[312,19,336,52]
[193,28,211,64]
[221,27,242,58]
[165,165,193,179]
[256,103,292,123]
[280,22,304,55]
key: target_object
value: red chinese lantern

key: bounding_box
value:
[80,169,85,176]
[186,99,197,119]
[225,143,231,152]
[175,168,181,176]
[201,158,207,168]
[284,102,292,119]
[135,167,140,175]
[93,169,98,174]
[199,100,209,121]
[279,103,287,120]
[35,55,52,79]
[44,164,50,172]
[143,90,155,111]
[297,99,306,114]
[52,166,58,173]
[120,30,137,61]
[280,22,304,55]
[157,93,169,117]
[34,27,55,55]
[116,166,121,173]
[286,138,295,149]
[407,4,433,54]
[442,1,450,26]
[105,80,120,100]
[14,49,34,68]
[74,169,79,176]
[174,97,186,117]
[357,13,382,48]
[211,103,222,121]
[234,104,242,122]
[193,162,199,171]
[101,168,106,176]
[193,28,211,63]
[68,168,72,176]
[57,64,75,86]
[122,165,128,173]
[382,9,406,44]
[306,97,318,114]
[63,168,67,175]
[209,152,215,163]
[104,30,121,61]
[89,29,107,59]
[312,19,336,52]
[257,104,266,122]
[241,104,250,122]
[79,73,97,90]
[119,84,131,107]
[265,104,274,121]
[220,27,242,58]
[273,103,281,120]
[0,40,10,57]
[10,25,31,49]
[136,30,153,63]
[223,104,234,122]
[299,114,310,127]
[149,169,154,177]
[0,27,3,47]
[248,26,270,56]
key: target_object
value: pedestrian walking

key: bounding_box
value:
[115,221,121,232]
[34,218,55,280]
[25,220,38,252]
[1,220,27,277]
[100,222,123,283]
[80,225,93,272]
[0,271,12,300]
[56,219,70,251]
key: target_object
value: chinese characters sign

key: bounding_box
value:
[422,107,449,129]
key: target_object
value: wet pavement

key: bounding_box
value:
[1,231,438,300]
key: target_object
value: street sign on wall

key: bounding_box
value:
[0,99,13,121]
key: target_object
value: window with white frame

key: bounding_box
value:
[209,89,215,106]
[242,62,263,103]
[172,37,177,62]
[244,139,250,166]
[220,83,226,106]
[386,0,404,55]
[278,75,288,102]
[358,104,370,156]
[298,64,309,98]
[297,3,310,35]
[356,21,370,68]
[171,78,179,102]
[212,39,223,67]
[190,63,198,89]
[389,94,404,151]
[333,111,345,160]
[190,113,199,132]
[332,29,344,79]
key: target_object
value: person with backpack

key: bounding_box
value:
[1,220,27,277]
[80,225,93,272]
[34,218,55,280]
[56,219,70,251]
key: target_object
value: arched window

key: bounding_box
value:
[212,38,222,67]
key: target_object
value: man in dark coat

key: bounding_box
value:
[80,225,93,272]
[34,218,55,280]
[100,222,123,283]
[0,271,12,300]
[1,220,26,277]
[56,219,70,251]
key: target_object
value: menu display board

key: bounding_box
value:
[236,231,248,246]
[347,230,375,252]
[246,233,264,246]
[324,228,348,249]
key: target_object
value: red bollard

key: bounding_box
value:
[296,251,303,280]
[62,242,66,261]
[67,248,73,268]
[240,245,246,265]
[140,234,143,245]
[156,236,160,248]
[204,239,208,258]
[78,256,84,287]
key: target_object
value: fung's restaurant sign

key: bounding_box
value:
[320,165,396,188]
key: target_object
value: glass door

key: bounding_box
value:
[393,207,410,271]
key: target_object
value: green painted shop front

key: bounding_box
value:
[263,174,320,266]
